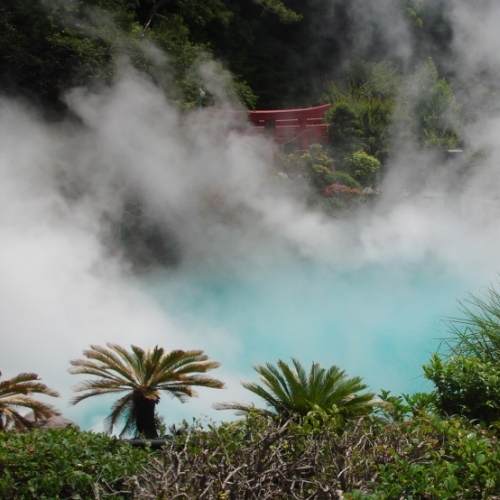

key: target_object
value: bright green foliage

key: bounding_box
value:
[376,389,438,423]
[327,100,364,153]
[0,427,151,499]
[69,344,224,438]
[214,358,376,422]
[0,372,59,431]
[424,354,500,424]
[347,151,381,187]
[370,415,500,499]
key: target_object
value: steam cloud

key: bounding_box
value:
[2,0,500,429]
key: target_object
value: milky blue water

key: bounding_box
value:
[146,256,473,402]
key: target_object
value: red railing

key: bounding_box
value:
[248,104,330,150]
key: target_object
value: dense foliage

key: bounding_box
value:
[424,353,500,425]
[0,427,151,499]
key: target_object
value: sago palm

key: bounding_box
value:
[69,343,225,438]
[215,358,376,421]
[0,371,60,430]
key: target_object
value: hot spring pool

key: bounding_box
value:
[143,255,482,421]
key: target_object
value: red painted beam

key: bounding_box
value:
[248,103,330,122]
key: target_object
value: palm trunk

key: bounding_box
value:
[134,393,159,439]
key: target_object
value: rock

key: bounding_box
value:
[24,412,80,430]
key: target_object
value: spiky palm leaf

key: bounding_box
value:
[443,284,500,362]
[0,372,59,431]
[69,343,224,438]
[215,358,376,420]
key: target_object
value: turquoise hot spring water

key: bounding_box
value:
[129,253,490,425]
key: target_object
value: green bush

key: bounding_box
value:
[370,415,500,500]
[347,151,381,187]
[423,353,500,424]
[0,427,152,499]
[330,171,362,190]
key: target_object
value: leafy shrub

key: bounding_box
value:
[330,171,362,190]
[370,415,500,500]
[347,151,381,187]
[0,427,152,499]
[423,353,500,424]
[376,389,438,423]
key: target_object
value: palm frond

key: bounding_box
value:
[70,387,128,406]
[217,358,375,421]
[104,392,134,435]
[213,401,274,417]
[74,344,136,384]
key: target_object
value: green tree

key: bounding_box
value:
[69,343,225,438]
[0,372,59,431]
[214,358,376,422]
